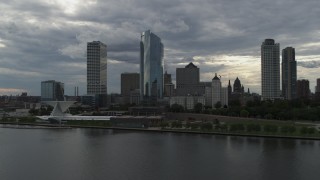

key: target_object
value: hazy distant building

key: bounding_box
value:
[297,79,310,99]
[227,80,232,97]
[140,30,164,101]
[316,78,320,93]
[41,80,64,101]
[87,41,107,95]
[212,73,221,107]
[164,83,174,97]
[163,71,174,97]
[233,77,242,93]
[176,62,205,96]
[220,87,229,107]
[164,71,172,85]
[315,78,320,101]
[204,82,212,107]
[282,47,297,100]
[261,39,281,100]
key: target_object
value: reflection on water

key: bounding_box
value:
[0,128,319,180]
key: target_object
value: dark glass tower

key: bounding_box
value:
[282,47,297,100]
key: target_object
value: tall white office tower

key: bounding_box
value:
[87,41,107,95]
[261,39,280,100]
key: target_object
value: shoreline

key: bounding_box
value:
[1,122,320,141]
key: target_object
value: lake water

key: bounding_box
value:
[0,127,320,180]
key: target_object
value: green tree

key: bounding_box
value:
[215,101,222,109]
[240,110,249,117]
[194,103,203,113]
[170,103,184,112]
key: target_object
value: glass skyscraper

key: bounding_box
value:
[282,47,297,100]
[41,80,64,101]
[261,39,281,100]
[140,30,164,100]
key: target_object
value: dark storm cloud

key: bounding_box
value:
[1,0,320,94]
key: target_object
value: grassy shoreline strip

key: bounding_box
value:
[1,122,320,141]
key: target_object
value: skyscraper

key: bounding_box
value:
[41,80,64,101]
[233,77,242,93]
[212,73,221,107]
[121,73,140,96]
[121,73,140,104]
[316,78,320,93]
[140,30,164,100]
[282,47,297,100]
[297,79,310,99]
[176,62,205,96]
[261,39,280,100]
[87,41,107,95]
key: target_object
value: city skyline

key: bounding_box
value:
[1,0,320,95]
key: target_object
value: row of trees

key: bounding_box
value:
[161,120,318,135]
[169,99,320,121]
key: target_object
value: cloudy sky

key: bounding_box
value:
[1,0,320,96]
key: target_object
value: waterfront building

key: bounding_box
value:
[41,80,64,101]
[87,41,107,95]
[121,73,140,96]
[176,62,205,96]
[297,79,310,99]
[282,47,297,100]
[121,73,140,104]
[140,30,164,101]
[170,95,205,110]
[129,89,141,105]
[261,39,281,100]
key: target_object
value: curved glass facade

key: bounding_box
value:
[140,30,164,100]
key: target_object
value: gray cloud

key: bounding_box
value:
[1,0,320,95]
[297,61,320,68]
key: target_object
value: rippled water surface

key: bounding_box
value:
[0,127,320,180]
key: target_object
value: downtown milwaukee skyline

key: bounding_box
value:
[0,0,320,96]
